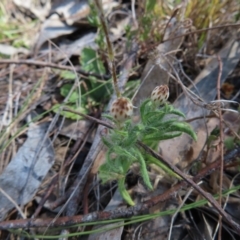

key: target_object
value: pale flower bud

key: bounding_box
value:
[151,85,169,105]
[110,97,133,122]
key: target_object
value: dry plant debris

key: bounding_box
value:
[1,0,240,239]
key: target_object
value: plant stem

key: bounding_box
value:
[118,178,135,206]
[147,154,181,180]
[94,0,121,98]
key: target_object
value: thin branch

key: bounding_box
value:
[0,188,26,219]
[94,0,121,97]
[185,114,216,123]
[0,59,110,80]
[162,23,240,43]
[62,107,113,129]
[216,54,224,240]
[168,183,198,240]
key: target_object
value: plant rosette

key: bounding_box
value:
[99,85,197,205]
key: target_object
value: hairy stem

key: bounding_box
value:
[118,178,135,206]
[94,0,121,98]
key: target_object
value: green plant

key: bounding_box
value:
[99,85,197,205]
[55,47,112,119]
[55,0,120,120]
[0,3,33,49]
[140,0,158,41]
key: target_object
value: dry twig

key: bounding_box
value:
[0,59,110,80]
[216,55,224,240]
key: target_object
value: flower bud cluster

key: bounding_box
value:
[110,97,133,122]
[151,85,169,106]
[110,85,169,123]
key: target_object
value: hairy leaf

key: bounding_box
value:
[118,178,135,206]
[137,151,153,190]
[166,122,197,141]
[143,132,182,143]
[140,99,152,124]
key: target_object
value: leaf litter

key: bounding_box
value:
[1,0,240,239]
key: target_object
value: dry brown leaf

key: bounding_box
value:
[159,33,240,168]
